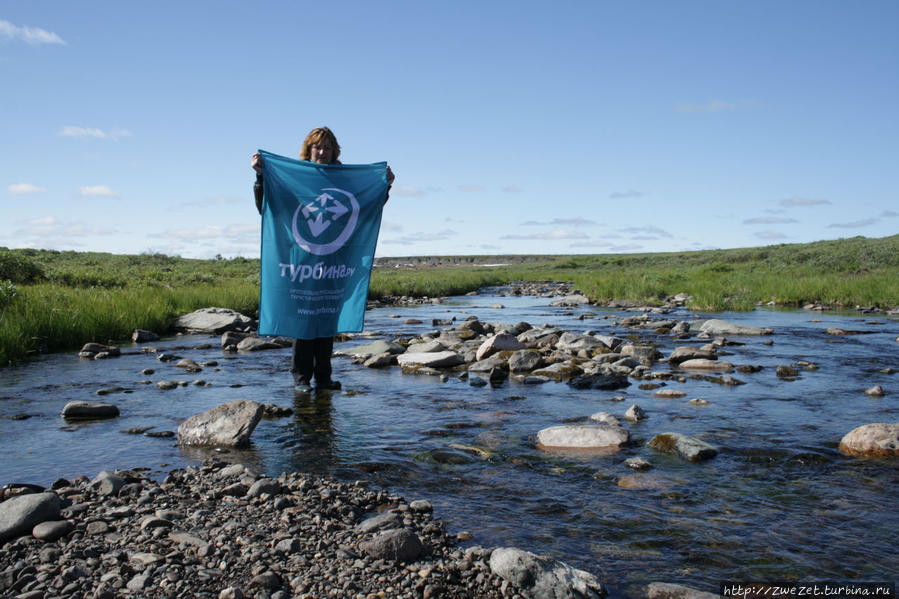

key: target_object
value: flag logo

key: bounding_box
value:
[291,187,359,255]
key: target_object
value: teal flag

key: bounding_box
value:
[258,150,389,339]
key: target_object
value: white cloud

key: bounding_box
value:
[521,218,598,227]
[755,230,788,239]
[80,185,118,198]
[502,185,523,193]
[7,183,47,195]
[779,197,831,207]
[618,226,673,239]
[570,240,614,248]
[380,230,458,245]
[59,126,132,141]
[500,229,588,241]
[828,218,878,228]
[609,189,645,199]
[0,19,66,45]
[390,185,428,197]
[14,216,116,238]
[458,185,484,192]
[743,216,798,224]
[150,224,260,242]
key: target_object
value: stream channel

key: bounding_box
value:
[1,288,897,596]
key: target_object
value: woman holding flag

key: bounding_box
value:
[251,127,393,392]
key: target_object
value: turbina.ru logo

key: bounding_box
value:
[291,188,359,255]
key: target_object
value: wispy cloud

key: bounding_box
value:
[779,197,832,207]
[381,230,458,245]
[676,99,756,113]
[14,216,116,238]
[743,216,798,225]
[80,185,118,198]
[618,225,673,239]
[390,185,429,197]
[59,126,132,141]
[458,185,484,192]
[570,240,613,248]
[502,185,523,193]
[755,230,788,240]
[522,218,598,227]
[0,19,66,45]
[150,224,260,242]
[828,218,878,228]
[880,210,898,218]
[7,183,47,195]
[609,189,644,199]
[180,195,244,208]
[500,229,589,241]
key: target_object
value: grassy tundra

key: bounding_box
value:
[1,235,897,367]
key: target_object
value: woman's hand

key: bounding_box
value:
[251,153,264,175]
[387,165,395,186]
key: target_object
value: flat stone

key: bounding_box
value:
[61,401,120,420]
[489,546,605,599]
[537,425,629,450]
[177,400,265,448]
[32,519,74,541]
[174,307,254,334]
[648,432,719,462]
[396,350,464,368]
[677,359,734,371]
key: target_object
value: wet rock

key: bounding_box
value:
[358,528,425,562]
[175,358,202,372]
[61,401,119,420]
[78,342,121,359]
[624,404,647,422]
[91,471,125,496]
[776,365,799,378]
[0,492,62,542]
[654,389,687,399]
[469,354,509,373]
[533,362,584,381]
[865,385,885,397]
[648,433,718,462]
[237,336,283,351]
[406,339,448,353]
[476,333,527,361]
[489,546,606,599]
[177,400,265,448]
[96,386,127,396]
[551,294,591,306]
[568,374,630,390]
[557,332,606,353]
[336,339,406,357]
[695,319,773,336]
[645,582,721,599]
[221,330,249,347]
[589,412,621,427]
[396,350,464,368]
[677,359,734,371]
[667,346,716,366]
[509,349,544,372]
[262,404,293,418]
[174,307,255,334]
[536,425,629,450]
[157,380,178,390]
[689,398,710,406]
[624,457,652,470]
[620,344,662,365]
[839,423,899,457]
[132,329,160,343]
[363,352,398,368]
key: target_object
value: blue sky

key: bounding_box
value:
[2,1,897,259]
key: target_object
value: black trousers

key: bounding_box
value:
[291,337,334,384]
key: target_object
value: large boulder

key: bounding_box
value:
[177,401,264,448]
[839,423,899,457]
[645,582,721,599]
[694,319,772,336]
[537,425,629,450]
[509,349,544,373]
[0,492,62,542]
[61,401,119,420]
[396,351,464,368]
[667,346,717,366]
[648,433,718,462]
[174,307,254,334]
[358,528,425,562]
[476,333,527,361]
[236,337,284,352]
[556,333,605,353]
[489,546,606,599]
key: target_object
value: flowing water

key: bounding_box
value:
[1,290,897,596]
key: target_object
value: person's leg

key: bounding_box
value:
[313,337,339,389]
[292,339,314,387]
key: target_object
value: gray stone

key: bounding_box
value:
[358,528,425,562]
[177,400,265,448]
[509,349,544,372]
[363,352,398,368]
[356,511,403,533]
[247,478,281,497]
[648,433,719,462]
[237,336,282,351]
[405,340,448,353]
[32,519,74,540]
[556,332,605,353]
[336,339,406,357]
[624,404,647,422]
[396,350,464,368]
[132,329,160,343]
[61,401,120,420]
[0,492,62,542]
[537,425,629,450]
[839,422,899,457]
[677,359,734,371]
[667,346,717,365]
[489,546,606,599]
[476,333,527,361]
[91,471,125,496]
[468,354,509,373]
[645,582,721,599]
[568,374,630,390]
[174,307,254,334]
[695,319,772,336]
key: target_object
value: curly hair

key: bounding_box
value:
[299,127,341,163]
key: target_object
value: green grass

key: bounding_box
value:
[1,234,898,367]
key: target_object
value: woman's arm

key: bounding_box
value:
[252,153,264,215]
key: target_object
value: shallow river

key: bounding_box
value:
[1,290,897,596]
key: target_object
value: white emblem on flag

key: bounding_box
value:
[291,187,359,256]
